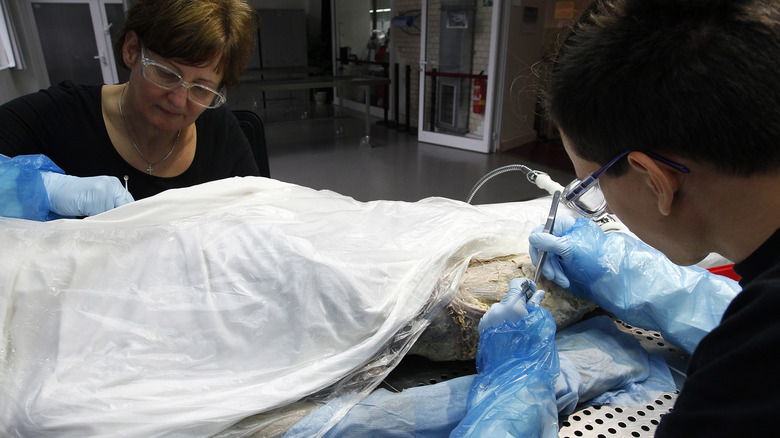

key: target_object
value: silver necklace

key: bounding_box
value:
[118,84,181,175]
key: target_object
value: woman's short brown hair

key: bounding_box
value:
[114,0,258,87]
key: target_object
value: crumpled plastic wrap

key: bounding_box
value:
[554,315,676,414]
[0,177,550,438]
[284,316,676,437]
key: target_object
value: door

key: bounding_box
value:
[493,0,546,151]
[417,0,500,153]
[332,0,391,118]
[25,0,124,86]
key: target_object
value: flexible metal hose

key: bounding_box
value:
[466,164,564,204]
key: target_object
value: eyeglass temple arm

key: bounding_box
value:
[642,151,691,174]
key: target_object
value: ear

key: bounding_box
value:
[627,152,683,216]
[122,31,141,68]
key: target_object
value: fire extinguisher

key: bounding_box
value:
[473,71,486,114]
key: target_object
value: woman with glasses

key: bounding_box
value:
[0,0,258,220]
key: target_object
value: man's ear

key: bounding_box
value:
[627,152,683,216]
[122,31,141,68]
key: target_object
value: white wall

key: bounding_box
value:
[0,68,19,103]
[334,0,373,60]
[497,0,547,150]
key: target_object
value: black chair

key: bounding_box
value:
[233,110,270,178]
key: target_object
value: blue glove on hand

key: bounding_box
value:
[457,278,558,437]
[528,215,739,354]
[41,172,134,217]
[528,215,604,289]
[478,278,546,333]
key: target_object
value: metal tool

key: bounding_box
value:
[522,190,562,300]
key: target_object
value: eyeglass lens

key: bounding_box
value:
[576,181,607,215]
[563,179,608,217]
[143,63,223,108]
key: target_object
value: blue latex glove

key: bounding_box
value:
[527,216,740,354]
[453,282,558,437]
[41,171,134,217]
[528,214,578,288]
[478,278,545,333]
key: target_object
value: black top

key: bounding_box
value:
[655,228,780,436]
[0,81,260,200]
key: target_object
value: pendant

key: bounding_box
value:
[147,164,154,174]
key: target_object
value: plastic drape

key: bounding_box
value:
[0,177,552,438]
[285,375,476,437]
[286,315,675,437]
[0,153,62,220]
[554,315,675,413]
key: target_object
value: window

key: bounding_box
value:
[0,0,23,70]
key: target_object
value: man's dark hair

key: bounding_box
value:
[541,0,780,176]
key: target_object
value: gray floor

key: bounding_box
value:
[261,106,576,205]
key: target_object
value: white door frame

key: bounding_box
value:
[22,0,122,86]
[416,0,501,153]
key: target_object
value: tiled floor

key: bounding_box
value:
[261,106,576,205]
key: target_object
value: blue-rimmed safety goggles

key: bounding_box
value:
[562,151,691,218]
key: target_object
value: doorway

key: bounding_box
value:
[23,0,126,87]
[417,0,500,153]
[332,0,391,118]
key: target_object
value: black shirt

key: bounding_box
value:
[655,228,780,436]
[0,81,260,200]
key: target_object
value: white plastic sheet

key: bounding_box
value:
[0,177,550,437]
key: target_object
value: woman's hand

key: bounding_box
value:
[42,172,134,217]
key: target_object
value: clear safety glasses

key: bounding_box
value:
[562,150,691,218]
[140,47,226,109]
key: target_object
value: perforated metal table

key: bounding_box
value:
[557,317,687,437]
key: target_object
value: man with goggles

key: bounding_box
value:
[477,0,780,436]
